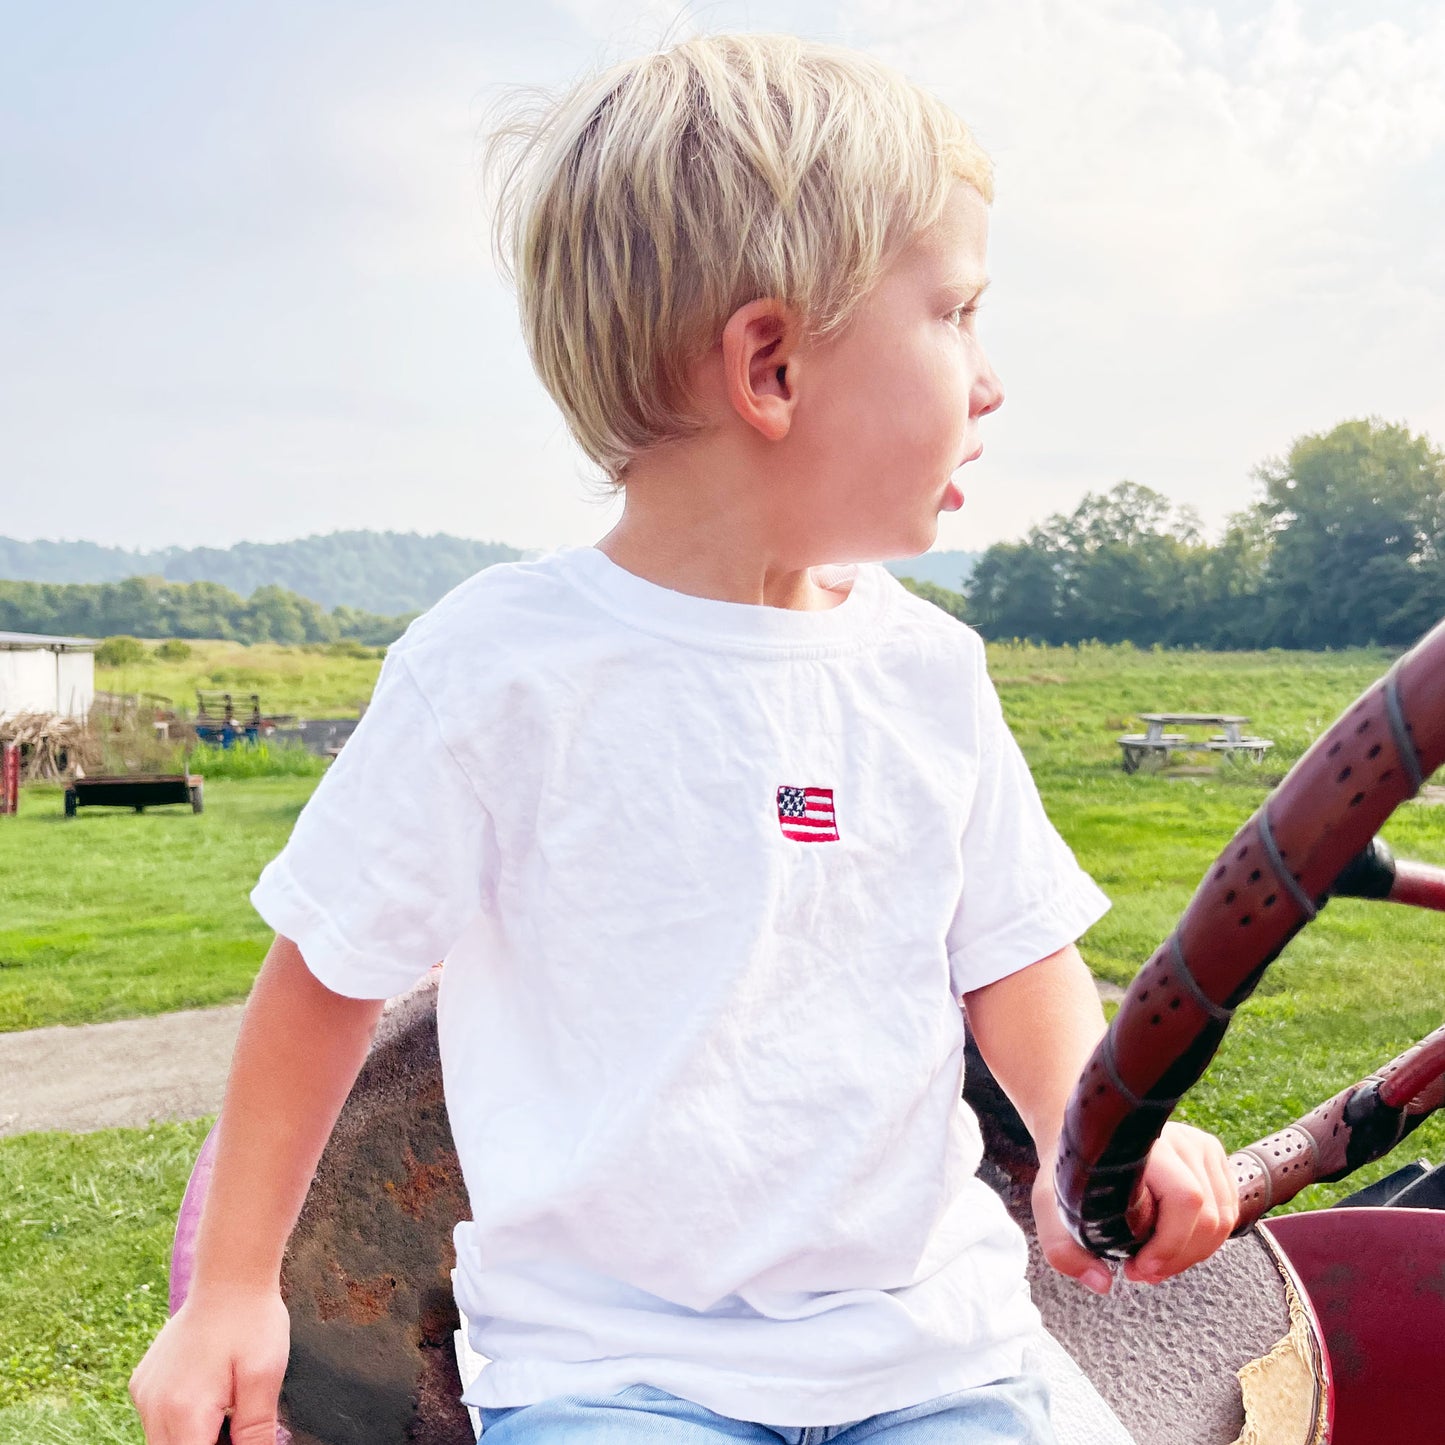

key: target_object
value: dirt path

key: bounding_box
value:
[0,1004,244,1137]
[0,977,1126,1138]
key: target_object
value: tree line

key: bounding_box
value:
[963,419,1445,649]
[0,575,412,646]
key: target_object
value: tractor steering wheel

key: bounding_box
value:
[1057,619,1445,1257]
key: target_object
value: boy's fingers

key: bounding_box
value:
[127,1374,212,1445]
[139,1404,226,1445]
[1208,1142,1243,1234]
[1188,1128,1240,1236]
[229,1412,278,1445]
[1124,1179,1157,1241]
[1120,1124,1243,1283]
[230,1359,287,1445]
[1033,1176,1114,1295]
[1042,1231,1116,1296]
[1125,1155,1225,1283]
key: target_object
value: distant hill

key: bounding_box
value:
[0,532,977,614]
[884,551,978,592]
[0,532,524,616]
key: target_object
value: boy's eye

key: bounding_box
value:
[948,301,981,325]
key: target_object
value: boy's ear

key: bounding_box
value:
[721,298,802,442]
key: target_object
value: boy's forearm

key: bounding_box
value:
[962,942,1106,1162]
[189,934,384,1299]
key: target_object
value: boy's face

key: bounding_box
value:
[785,180,1003,563]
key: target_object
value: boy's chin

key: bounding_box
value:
[890,516,942,561]
[838,526,940,566]
[810,510,942,565]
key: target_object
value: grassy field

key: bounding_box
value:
[2,640,1443,1439]
[97,639,385,719]
[0,780,312,1031]
[0,1121,209,1445]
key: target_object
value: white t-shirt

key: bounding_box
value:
[251,546,1110,1427]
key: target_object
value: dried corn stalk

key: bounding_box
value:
[0,712,104,782]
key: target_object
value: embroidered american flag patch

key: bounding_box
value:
[777,785,839,843]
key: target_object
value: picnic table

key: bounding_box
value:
[1118,713,1274,772]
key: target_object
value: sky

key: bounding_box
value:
[4,0,1443,555]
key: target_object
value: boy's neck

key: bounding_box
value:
[594,447,849,612]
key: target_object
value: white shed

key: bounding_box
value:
[0,632,98,720]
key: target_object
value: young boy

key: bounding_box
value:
[130,33,1238,1445]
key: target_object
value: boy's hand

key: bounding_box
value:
[1032,1121,1240,1295]
[129,1288,289,1445]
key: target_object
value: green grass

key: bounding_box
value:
[0,1120,212,1445]
[183,741,330,780]
[98,639,385,719]
[0,779,315,1031]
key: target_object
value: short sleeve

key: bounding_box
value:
[946,645,1110,997]
[250,649,496,999]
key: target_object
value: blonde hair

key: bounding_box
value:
[485,33,994,482]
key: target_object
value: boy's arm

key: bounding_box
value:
[129,934,385,1445]
[964,942,1239,1295]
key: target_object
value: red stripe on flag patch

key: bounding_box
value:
[777,784,839,842]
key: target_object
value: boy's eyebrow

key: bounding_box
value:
[941,275,991,297]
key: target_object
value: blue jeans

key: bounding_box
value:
[476,1375,1054,1443]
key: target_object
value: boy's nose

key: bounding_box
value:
[973,360,1004,418]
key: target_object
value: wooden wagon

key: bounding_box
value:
[64,773,204,816]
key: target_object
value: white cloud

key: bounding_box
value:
[547,0,736,56]
[865,0,1445,310]
[835,0,1445,546]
